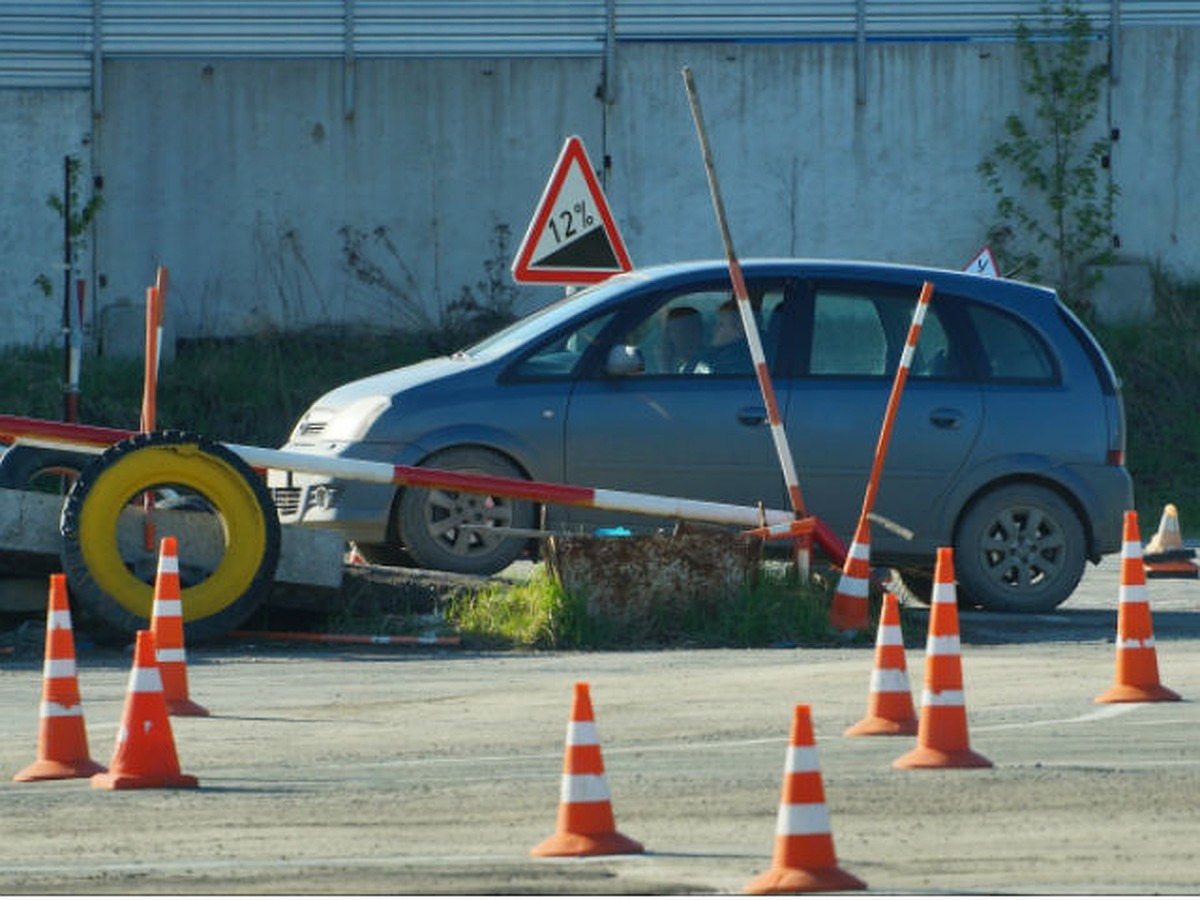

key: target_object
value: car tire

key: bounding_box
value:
[60,431,281,643]
[396,446,536,575]
[0,445,95,492]
[954,483,1087,613]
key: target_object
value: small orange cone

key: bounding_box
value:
[13,574,106,782]
[530,682,643,858]
[845,592,917,737]
[1142,504,1198,579]
[745,704,866,894]
[91,630,199,790]
[893,547,992,769]
[830,519,871,633]
[150,537,209,717]
[1096,511,1182,703]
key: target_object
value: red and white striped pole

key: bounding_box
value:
[858,280,933,524]
[830,281,933,632]
[681,65,815,575]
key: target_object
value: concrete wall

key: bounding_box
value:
[0,28,1196,350]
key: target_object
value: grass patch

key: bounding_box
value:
[446,563,882,650]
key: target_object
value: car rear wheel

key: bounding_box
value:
[396,446,535,575]
[954,483,1086,613]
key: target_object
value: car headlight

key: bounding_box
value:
[309,396,392,443]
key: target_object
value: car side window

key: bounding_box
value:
[810,291,887,375]
[509,310,621,379]
[967,305,1058,382]
[808,286,962,380]
[621,286,787,378]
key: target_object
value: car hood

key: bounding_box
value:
[310,356,472,409]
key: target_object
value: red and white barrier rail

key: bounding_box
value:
[0,414,848,564]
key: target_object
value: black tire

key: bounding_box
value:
[60,431,280,643]
[954,483,1087,613]
[891,568,934,607]
[0,445,95,492]
[397,446,535,575]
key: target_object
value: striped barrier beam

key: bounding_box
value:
[0,414,848,564]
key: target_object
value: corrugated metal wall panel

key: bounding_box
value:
[614,2,854,41]
[100,1,344,57]
[3,1,1199,88]
[1122,1,1200,26]
[354,1,605,57]
[0,1,92,88]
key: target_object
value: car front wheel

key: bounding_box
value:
[396,446,536,575]
[954,483,1087,613]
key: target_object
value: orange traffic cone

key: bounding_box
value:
[1096,511,1182,703]
[1142,504,1198,579]
[149,537,209,716]
[745,704,866,894]
[91,630,199,790]
[830,519,871,633]
[13,574,106,782]
[893,547,992,769]
[530,682,643,858]
[845,592,917,737]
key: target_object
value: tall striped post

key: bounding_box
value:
[834,281,934,633]
[681,66,815,575]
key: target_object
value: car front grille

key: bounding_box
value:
[271,486,302,517]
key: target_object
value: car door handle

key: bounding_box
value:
[737,406,767,426]
[929,408,964,430]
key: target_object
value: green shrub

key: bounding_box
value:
[446,563,870,650]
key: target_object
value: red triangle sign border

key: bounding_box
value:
[511,136,633,285]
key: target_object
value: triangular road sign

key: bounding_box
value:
[512,136,633,285]
[964,246,1000,278]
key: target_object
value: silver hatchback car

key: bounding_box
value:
[268,259,1133,612]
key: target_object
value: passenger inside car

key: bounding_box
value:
[661,306,709,373]
[705,300,754,374]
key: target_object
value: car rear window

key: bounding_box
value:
[965,304,1058,383]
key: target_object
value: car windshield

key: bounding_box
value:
[460,271,650,361]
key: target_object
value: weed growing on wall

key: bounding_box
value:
[978,1,1117,312]
[33,155,103,301]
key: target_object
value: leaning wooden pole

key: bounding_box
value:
[682,65,833,574]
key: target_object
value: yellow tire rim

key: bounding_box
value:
[72,440,269,623]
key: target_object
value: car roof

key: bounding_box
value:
[615,258,1059,308]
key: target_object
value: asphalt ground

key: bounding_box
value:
[0,553,1198,894]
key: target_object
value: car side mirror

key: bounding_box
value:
[605,345,644,376]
